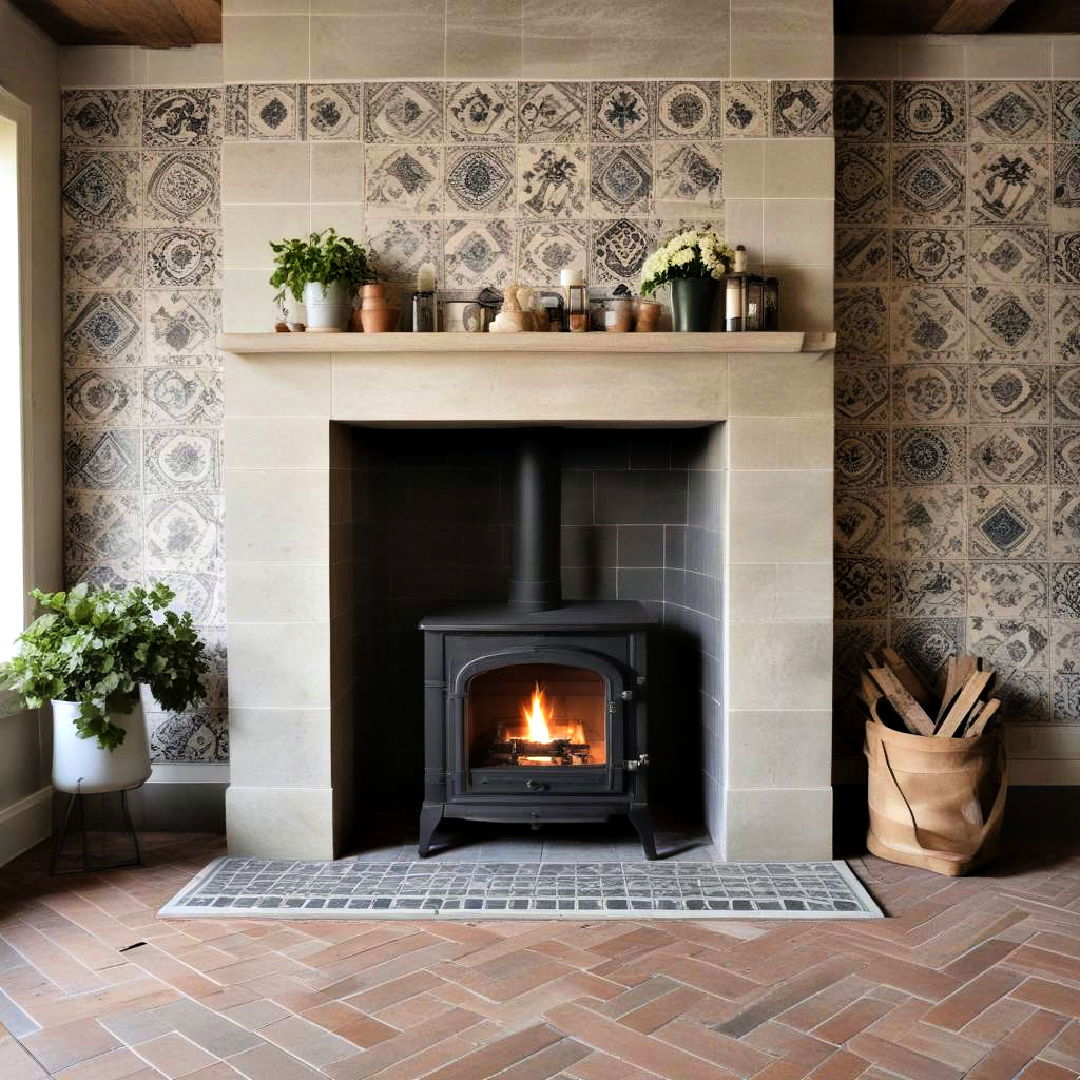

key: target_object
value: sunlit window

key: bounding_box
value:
[0,110,25,660]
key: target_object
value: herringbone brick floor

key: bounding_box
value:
[0,831,1077,1079]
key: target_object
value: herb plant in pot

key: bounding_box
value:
[270,228,372,332]
[640,229,735,332]
[3,583,209,794]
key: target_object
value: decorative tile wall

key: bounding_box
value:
[219,79,834,328]
[60,86,228,764]
[834,78,1080,750]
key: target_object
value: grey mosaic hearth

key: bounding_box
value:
[160,859,882,921]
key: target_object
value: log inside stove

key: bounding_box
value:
[476,730,593,767]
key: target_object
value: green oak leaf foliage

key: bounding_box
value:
[269,227,373,304]
[1,582,209,751]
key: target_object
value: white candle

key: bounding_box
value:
[560,267,584,287]
[417,263,437,292]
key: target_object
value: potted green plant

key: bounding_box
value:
[639,229,735,332]
[2,582,209,794]
[269,228,372,332]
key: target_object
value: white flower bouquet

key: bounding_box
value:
[639,229,735,296]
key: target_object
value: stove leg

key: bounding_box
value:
[629,805,658,860]
[418,804,444,858]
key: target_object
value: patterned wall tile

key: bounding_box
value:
[517,82,586,143]
[143,89,221,148]
[969,561,1048,619]
[969,144,1049,224]
[835,82,889,141]
[517,145,587,219]
[836,144,888,224]
[142,369,223,426]
[891,229,966,283]
[224,85,248,140]
[891,364,967,424]
[364,218,443,284]
[970,424,1048,484]
[835,489,888,556]
[969,485,1047,559]
[145,228,222,288]
[835,286,887,363]
[366,145,443,216]
[64,492,142,572]
[445,82,515,142]
[150,710,228,763]
[61,150,140,232]
[64,368,140,427]
[145,493,224,569]
[835,556,889,618]
[1053,232,1080,286]
[890,285,967,362]
[656,82,720,139]
[303,84,362,140]
[590,217,654,286]
[771,81,832,137]
[836,229,889,282]
[892,617,965,681]
[1053,81,1080,142]
[590,145,653,216]
[653,142,721,215]
[890,487,965,559]
[893,426,966,487]
[64,429,140,490]
[63,290,142,367]
[1053,426,1080,484]
[517,222,587,283]
[836,428,888,487]
[969,82,1049,142]
[143,150,220,228]
[444,146,515,214]
[444,219,514,287]
[247,84,300,140]
[971,365,1048,423]
[891,146,966,227]
[146,291,221,367]
[969,618,1048,672]
[892,561,967,617]
[592,82,653,142]
[365,82,443,142]
[1053,291,1080,361]
[1054,147,1080,226]
[969,285,1047,362]
[836,365,888,424]
[1051,488,1080,559]
[893,82,966,142]
[968,226,1048,284]
[721,82,769,138]
[62,89,140,147]
[62,231,142,290]
[143,429,222,493]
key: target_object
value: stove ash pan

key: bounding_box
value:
[418,602,657,859]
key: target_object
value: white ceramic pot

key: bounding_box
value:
[303,281,348,332]
[52,698,151,794]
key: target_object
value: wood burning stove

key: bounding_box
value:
[418,430,658,858]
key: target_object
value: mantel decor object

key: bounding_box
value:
[640,229,735,333]
[359,282,399,333]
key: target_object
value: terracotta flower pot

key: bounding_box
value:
[633,299,661,332]
[358,283,400,333]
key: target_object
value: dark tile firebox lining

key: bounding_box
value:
[343,427,723,841]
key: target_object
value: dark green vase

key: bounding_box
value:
[670,276,719,332]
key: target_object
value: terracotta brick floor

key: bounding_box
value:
[0,831,1078,1079]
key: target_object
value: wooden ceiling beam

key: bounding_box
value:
[10,0,221,46]
[932,0,1019,32]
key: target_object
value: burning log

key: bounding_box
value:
[488,737,592,767]
[859,651,1000,739]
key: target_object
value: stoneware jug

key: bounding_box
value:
[52,698,152,794]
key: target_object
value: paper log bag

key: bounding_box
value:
[864,720,1007,877]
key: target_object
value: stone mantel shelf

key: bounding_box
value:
[218,331,834,355]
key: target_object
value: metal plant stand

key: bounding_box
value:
[50,788,142,875]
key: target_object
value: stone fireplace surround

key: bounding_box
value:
[221,332,834,861]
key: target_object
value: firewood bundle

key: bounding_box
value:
[859,650,1001,739]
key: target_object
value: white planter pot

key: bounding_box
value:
[52,698,151,794]
[303,281,348,332]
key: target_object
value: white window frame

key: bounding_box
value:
[0,86,32,715]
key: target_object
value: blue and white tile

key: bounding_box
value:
[142,149,220,228]
[143,429,222,493]
[64,492,142,573]
[143,88,222,148]
[63,290,143,367]
[656,82,720,139]
[444,219,514,288]
[63,231,143,290]
[592,82,653,142]
[61,149,141,232]
[64,429,141,491]
[145,228,222,289]
[64,368,140,427]
[590,145,653,217]
[62,89,140,147]
[445,82,516,143]
[516,145,588,220]
[146,291,222,367]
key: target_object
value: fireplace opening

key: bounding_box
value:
[340,424,724,855]
[467,664,607,770]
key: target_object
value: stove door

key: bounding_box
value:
[454,650,628,797]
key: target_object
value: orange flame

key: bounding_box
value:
[522,682,554,742]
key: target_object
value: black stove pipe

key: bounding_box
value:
[508,428,562,611]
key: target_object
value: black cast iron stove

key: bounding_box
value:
[418,429,658,858]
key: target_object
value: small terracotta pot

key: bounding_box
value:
[361,306,400,333]
[633,299,661,332]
